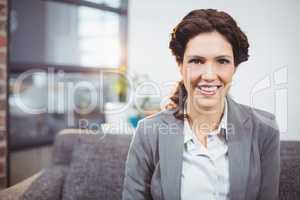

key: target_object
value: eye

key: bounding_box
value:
[218,58,230,65]
[188,58,204,64]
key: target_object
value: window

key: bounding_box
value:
[9,0,129,150]
[78,7,120,67]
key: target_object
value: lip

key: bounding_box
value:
[195,84,223,96]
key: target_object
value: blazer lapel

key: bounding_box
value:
[159,110,184,200]
[227,97,253,200]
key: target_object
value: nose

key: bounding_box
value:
[202,63,217,81]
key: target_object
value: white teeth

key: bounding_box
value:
[202,86,217,91]
[198,86,218,91]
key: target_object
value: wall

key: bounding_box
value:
[0,0,7,188]
[128,0,300,139]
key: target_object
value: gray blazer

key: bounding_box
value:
[122,97,280,200]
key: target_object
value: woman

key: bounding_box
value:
[123,9,280,200]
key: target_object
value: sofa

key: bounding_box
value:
[0,129,299,200]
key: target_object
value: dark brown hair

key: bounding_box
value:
[167,9,249,120]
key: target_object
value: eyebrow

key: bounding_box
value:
[186,55,233,59]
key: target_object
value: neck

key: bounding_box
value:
[186,97,225,134]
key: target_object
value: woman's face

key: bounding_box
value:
[180,31,235,111]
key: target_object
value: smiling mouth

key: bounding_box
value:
[195,84,223,96]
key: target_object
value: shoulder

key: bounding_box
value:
[133,108,177,142]
[141,108,176,122]
[237,102,278,131]
[130,110,177,163]
[137,108,178,130]
[237,102,275,121]
[134,108,182,142]
[234,101,280,147]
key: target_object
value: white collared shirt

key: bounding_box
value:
[181,99,230,200]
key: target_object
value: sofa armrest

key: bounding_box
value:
[20,165,68,200]
[0,164,68,200]
[0,172,41,200]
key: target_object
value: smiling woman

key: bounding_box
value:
[180,32,235,115]
[168,9,249,121]
[123,9,280,200]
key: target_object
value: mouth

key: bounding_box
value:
[195,84,223,96]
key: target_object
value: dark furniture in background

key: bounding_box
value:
[0,130,299,200]
[9,112,106,150]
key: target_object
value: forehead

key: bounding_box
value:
[184,31,233,57]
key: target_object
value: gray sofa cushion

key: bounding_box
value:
[62,134,132,200]
[279,141,300,199]
[52,129,106,166]
[20,165,68,200]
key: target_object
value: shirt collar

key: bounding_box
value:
[183,98,228,144]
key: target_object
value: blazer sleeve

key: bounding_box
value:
[257,117,280,200]
[122,120,154,200]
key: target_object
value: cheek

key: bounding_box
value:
[183,67,200,81]
[183,75,199,93]
[220,67,235,84]
[181,68,197,85]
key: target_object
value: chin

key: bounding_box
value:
[192,93,223,111]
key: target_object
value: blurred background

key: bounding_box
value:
[0,0,299,190]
